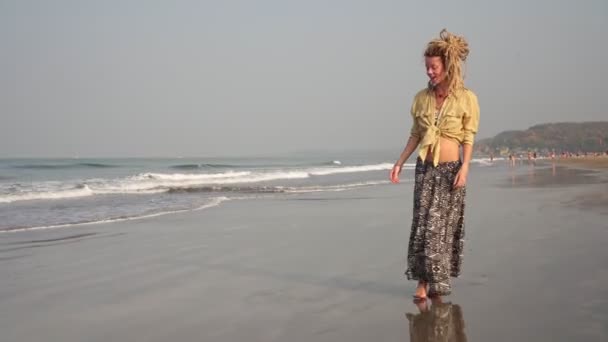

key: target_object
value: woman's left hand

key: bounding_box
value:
[453,164,469,188]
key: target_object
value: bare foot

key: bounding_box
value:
[413,281,427,299]
[413,297,429,312]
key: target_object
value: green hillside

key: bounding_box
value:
[475,122,608,154]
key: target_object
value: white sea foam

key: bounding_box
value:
[0,162,411,203]
[133,171,252,181]
[0,196,230,233]
[309,163,396,176]
[283,180,392,193]
[470,157,505,166]
[0,184,94,203]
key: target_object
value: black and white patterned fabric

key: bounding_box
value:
[405,157,466,296]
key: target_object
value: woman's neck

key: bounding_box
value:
[433,82,449,97]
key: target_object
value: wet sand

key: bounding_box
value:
[1,163,607,341]
[545,156,608,170]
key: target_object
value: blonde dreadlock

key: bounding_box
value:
[424,29,470,95]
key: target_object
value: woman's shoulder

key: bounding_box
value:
[459,88,480,116]
[412,87,432,101]
[461,88,479,109]
[461,88,478,101]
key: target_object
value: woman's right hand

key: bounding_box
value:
[389,164,402,183]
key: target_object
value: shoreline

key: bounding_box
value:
[538,156,608,171]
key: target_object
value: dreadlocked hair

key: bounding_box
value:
[424,29,469,95]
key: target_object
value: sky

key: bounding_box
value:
[1,0,607,158]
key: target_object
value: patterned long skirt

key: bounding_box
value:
[405,157,466,296]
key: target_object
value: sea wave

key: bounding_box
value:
[169,160,343,170]
[0,184,95,203]
[170,163,243,170]
[165,180,391,194]
[308,163,396,176]
[0,197,230,233]
[133,171,253,181]
[0,162,407,203]
[470,157,505,166]
[12,162,120,170]
[0,178,393,204]
[283,180,391,193]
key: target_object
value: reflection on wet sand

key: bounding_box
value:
[505,163,604,188]
[406,298,467,342]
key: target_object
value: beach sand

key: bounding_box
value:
[1,164,607,341]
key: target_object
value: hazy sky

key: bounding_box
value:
[2,0,607,157]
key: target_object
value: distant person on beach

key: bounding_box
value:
[389,29,480,300]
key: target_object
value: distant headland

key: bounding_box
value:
[475,122,608,156]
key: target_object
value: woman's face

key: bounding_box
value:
[425,56,446,86]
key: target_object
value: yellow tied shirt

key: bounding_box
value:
[409,87,480,166]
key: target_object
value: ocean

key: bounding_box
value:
[2,154,606,341]
[0,154,498,232]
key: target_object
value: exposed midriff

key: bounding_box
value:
[424,137,461,163]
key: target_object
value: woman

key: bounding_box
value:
[389,29,480,299]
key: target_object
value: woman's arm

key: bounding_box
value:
[390,136,420,183]
[454,90,480,188]
[391,94,422,183]
[395,136,420,167]
[453,140,473,188]
[461,143,473,166]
